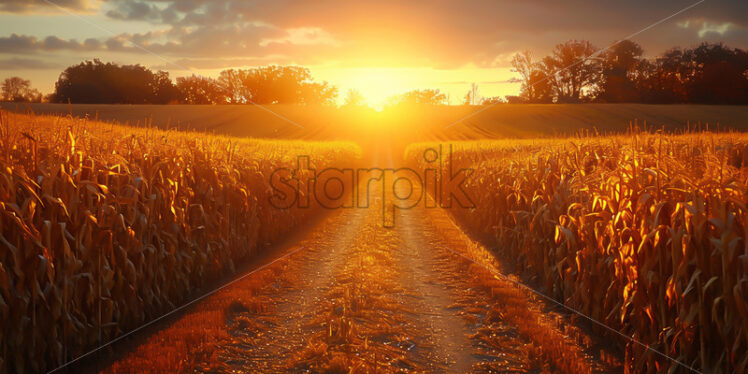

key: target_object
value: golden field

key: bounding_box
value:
[1,104,747,373]
[0,110,359,373]
[407,131,748,373]
[3,103,748,141]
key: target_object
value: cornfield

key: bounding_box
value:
[0,111,359,373]
[406,129,748,373]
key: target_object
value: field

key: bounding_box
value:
[0,110,359,373]
[0,106,747,374]
[406,132,748,373]
[4,102,748,142]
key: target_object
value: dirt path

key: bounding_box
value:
[214,207,369,372]
[101,181,621,373]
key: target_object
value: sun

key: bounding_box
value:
[315,67,423,110]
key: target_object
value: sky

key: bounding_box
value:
[0,0,746,106]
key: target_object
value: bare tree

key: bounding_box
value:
[463,82,480,105]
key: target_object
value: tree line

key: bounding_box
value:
[53,60,339,105]
[2,40,746,105]
[508,40,748,104]
[2,59,338,105]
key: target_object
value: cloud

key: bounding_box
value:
[698,22,732,38]
[1,0,747,71]
[0,57,59,69]
[150,56,291,70]
[0,33,102,52]
[0,24,278,58]
[672,17,746,44]
[259,27,341,47]
[105,0,158,21]
[0,0,99,13]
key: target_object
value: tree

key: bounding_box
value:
[25,88,42,103]
[511,52,553,103]
[547,40,600,102]
[1,77,41,102]
[1,77,30,101]
[635,48,690,103]
[215,65,338,105]
[218,69,247,104]
[686,43,748,104]
[391,89,448,106]
[300,81,338,105]
[175,75,226,104]
[240,65,307,104]
[505,95,524,104]
[481,96,506,105]
[342,89,367,107]
[508,40,746,104]
[52,59,178,104]
[463,83,480,105]
[153,70,179,104]
[597,40,644,102]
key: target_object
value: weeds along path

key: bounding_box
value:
[100,180,620,373]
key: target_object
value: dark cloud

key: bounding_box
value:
[0,57,58,69]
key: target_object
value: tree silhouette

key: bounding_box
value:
[512,52,553,103]
[50,61,337,105]
[41,44,748,107]
[214,66,337,105]
[217,69,246,104]
[1,77,41,102]
[509,41,747,104]
[686,43,748,104]
[634,48,689,103]
[53,59,177,104]
[299,81,338,105]
[176,75,226,104]
[548,40,600,103]
[598,40,644,102]
[234,65,336,105]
